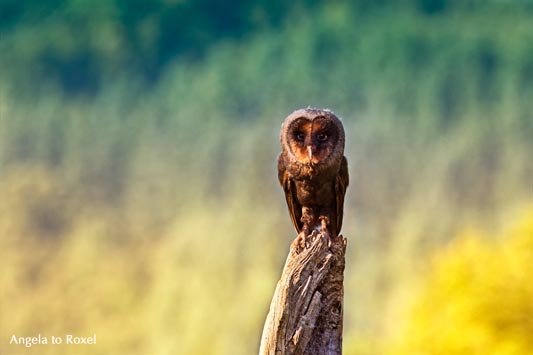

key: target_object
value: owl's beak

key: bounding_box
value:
[307,146,313,161]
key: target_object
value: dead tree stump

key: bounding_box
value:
[259,230,347,355]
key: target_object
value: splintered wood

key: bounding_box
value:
[259,231,346,355]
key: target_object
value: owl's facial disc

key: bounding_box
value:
[288,117,338,165]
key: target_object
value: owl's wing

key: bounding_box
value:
[278,155,303,234]
[334,156,349,236]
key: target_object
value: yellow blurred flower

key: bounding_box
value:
[390,207,533,355]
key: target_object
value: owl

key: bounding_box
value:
[277,108,349,238]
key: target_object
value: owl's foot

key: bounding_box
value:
[301,208,315,227]
[319,216,330,236]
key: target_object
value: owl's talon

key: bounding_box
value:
[319,216,330,234]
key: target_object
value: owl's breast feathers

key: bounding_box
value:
[280,149,341,181]
[278,152,349,235]
[285,156,339,205]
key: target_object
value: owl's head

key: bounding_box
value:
[281,108,345,166]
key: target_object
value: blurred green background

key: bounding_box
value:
[1,1,532,354]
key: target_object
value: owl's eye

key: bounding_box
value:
[295,132,306,141]
[317,133,328,141]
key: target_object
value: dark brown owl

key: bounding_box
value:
[277,108,349,238]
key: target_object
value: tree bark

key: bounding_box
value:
[259,231,346,355]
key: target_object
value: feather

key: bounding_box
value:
[334,156,349,236]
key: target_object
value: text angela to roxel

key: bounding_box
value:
[10,333,96,348]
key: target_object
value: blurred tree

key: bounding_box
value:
[0,0,325,93]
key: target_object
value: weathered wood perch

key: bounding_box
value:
[259,231,347,355]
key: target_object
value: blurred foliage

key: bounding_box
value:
[1,0,322,92]
[388,207,533,355]
[1,1,533,354]
[2,0,533,93]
